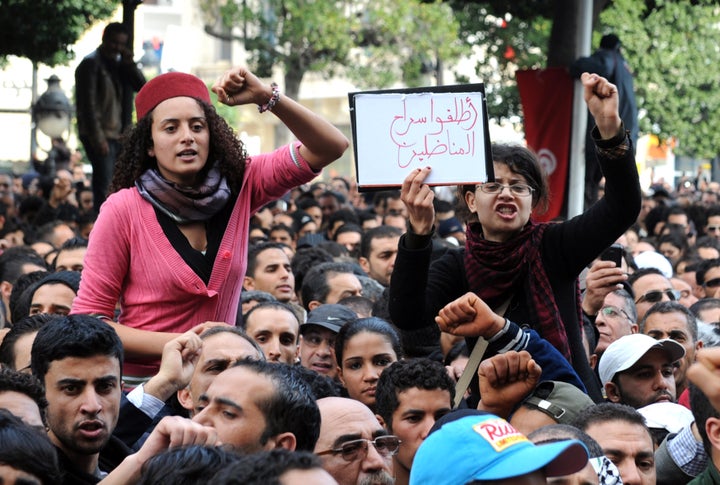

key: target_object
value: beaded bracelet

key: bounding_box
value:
[258,82,280,113]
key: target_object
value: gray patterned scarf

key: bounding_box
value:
[136,164,231,224]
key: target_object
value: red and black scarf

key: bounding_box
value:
[464,220,572,361]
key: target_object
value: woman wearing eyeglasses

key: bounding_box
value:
[389,72,641,402]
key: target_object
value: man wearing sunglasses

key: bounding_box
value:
[315,397,396,485]
[697,258,720,299]
[704,206,720,238]
[628,267,681,321]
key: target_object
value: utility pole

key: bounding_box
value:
[122,0,143,129]
[567,0,593,217]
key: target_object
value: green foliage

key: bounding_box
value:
[351,0,466,89]
[201,0,358,86]
[450,0,720,158]
[449,2,551,122]
[198,0,468,98]
[0,0,118,66]
[600,0,720,158]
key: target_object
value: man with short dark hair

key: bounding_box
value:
[192,359,320,452]
[297,197,323,229]
[697,259,720,299]
[375,358,454,485]
[243,301,300,364]
[0,314,58,372]
[301,261,362,311]
[640,301,701,399]
[244,242,295,303]
[31,314,127,484]
[691,297,720,324]
[574,402,656,485]
[53,237,89,273]
[318,191,343,226]
[325,209,360,241]
[629,267,681,321]
[20,270,81,320]
[0,367,47,430]
[359,225,402,287]
[33,220,77,251]
[688,383,720,484]
[382,213,407,233]
[695,237,720,261]
[176,326,264,417]
[0,246,46,327]
[268,223,296,250]
[239,289,276,318]
[334,223,363,258]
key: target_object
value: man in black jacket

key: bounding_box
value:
[75,22,145,211]
[572,33,638,208]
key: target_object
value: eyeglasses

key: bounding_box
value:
[635,289,681,304]
[705,278,720,289]
[707,226,720,232]
[478,183,534,197]
[316,436,401,462]
[600,306,632,321]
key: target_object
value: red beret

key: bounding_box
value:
[135,71,211,121]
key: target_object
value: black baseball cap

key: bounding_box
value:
[301,304,357,334]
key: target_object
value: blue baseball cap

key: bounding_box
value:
[409,410,588,484]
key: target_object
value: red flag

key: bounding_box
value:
[516,68,573,221]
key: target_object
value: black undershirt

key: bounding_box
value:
[153,195,236,285]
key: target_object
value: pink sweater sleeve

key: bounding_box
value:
[246,142,319,214]
[71,190,132,319]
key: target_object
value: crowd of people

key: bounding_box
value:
[5,24,720,485]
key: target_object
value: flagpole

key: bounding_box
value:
[568,0,593,217]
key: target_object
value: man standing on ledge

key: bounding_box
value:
[75,22,145,212]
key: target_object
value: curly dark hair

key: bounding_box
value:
[109,99,248,195]
[375,358,455,429]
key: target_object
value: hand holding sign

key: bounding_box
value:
[400,167,435,235]
[349,85,493,189]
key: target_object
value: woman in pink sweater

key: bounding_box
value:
[71,67,349,380]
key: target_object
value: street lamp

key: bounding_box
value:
[30,74,72,174]
[32,74,71,139]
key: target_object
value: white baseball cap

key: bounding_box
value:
[598,333,685,386]
[637,402,694,434]
[633,251,673,279]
